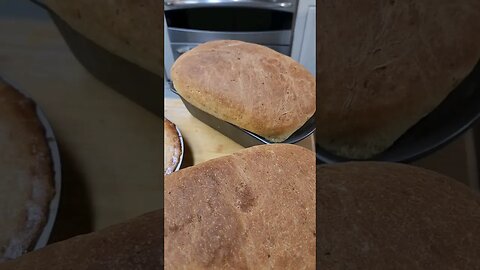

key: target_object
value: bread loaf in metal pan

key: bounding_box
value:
[317,0,480,159]
[43,0,163,76]
[171,40,316,142]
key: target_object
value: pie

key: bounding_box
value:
[164,118,181,175]
[0,79,55,261]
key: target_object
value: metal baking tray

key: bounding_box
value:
[30,0,163,117]
[316,59,480,163]
[168,81,315,148]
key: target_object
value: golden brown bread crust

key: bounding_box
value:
[318,162,480,269]
[0,80,55,261]
[44,0,163,76]
[164,118,181,175]
[171,40,316,142]
[165,144,316,269]
[0,210,163,270]
[317,0,480,159]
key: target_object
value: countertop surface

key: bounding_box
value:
[165,98,315,168]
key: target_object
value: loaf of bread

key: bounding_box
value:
[165,144,316,269]
[317,0,480,159]
[171,40,316,142]
[0,210,163,270]
[318,162,480,269]
[43,0,163,76]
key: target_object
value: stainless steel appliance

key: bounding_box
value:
[164,0,298,60]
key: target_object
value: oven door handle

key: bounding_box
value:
[165,1,293,10]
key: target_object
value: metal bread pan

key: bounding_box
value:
[30,0,164,117]
[169,82,315,148]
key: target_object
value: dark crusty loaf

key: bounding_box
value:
[44,0,163,76]
[171,40,316,142]
[165,144,316,269]
[317,0,480,159]
[318,162,480,269]
[0,210,163,270]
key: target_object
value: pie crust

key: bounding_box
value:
[164,118,181,175]
[0,79,55,261]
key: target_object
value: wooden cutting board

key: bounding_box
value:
[164,98,316,168]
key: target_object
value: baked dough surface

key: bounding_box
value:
[171,40,316,142]
[165,144,316,269]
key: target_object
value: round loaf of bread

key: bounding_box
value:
[165,144,316,269]
[317,0,480,159]
[318,162,480,269]
[171,40,316,142]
